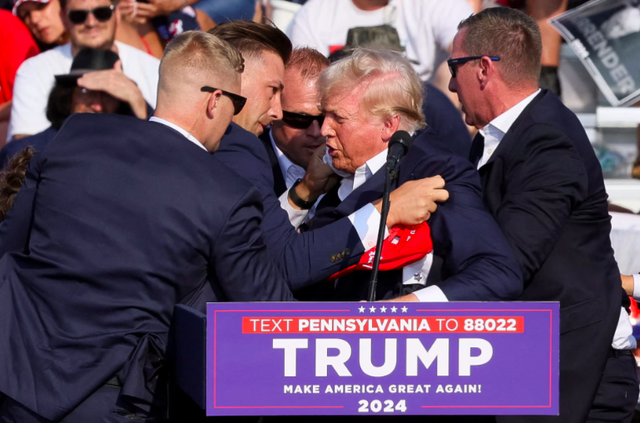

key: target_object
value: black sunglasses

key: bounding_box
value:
[447,56,500,78]
[281,110,325,129]
[66,4,115,24]
[201,86,247,115]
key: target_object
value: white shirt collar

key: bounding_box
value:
[337,148,388,201]
[149,116,207,151]
[269,129,306,189]
[477,89,541,169]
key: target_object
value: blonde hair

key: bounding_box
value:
[319,48,425,133]
[159,31,244,93]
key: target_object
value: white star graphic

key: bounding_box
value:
[380,306,387,313]
[391,306,398,313]
[369,306,376,313]
[358,306,365,313]
[401,306,408,313]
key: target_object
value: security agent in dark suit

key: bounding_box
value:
[211,21,449,297]
[0,31,293,423]
[306,47,522,302]
[448,7,637,423]
[258,47,330,198]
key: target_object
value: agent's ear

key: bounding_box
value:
[206,90,222,119]
[478,56,496,90]
[381,114,401,142]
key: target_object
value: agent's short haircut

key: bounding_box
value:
[286,47,329,81]
[159,31,244,93]
[319,48,425,133]
[458,7,542,87]
[209,20,292,65]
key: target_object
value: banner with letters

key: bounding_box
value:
[206,302,559,416]
[551,0,640,106]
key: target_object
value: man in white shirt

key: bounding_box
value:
[212,21,451,296]
[8,0,159,140]
[446,7,637,423]
[288,0,473,82]
[306,47,523,302]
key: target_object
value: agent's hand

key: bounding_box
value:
[289,144,339,210]
[374,176,449,227]
[77,61,148,119]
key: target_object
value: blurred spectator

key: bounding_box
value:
[13,0,69,51]
[115,0,214,59]
[0,146,35,222]
[195,0,259,25]
[634,127,640,179]
[0,9,39,142]
[288,0,473,82]
[8,0,159,140]
[1,48,149,167]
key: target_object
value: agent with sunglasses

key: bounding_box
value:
[447,8,637,423]
[259,47,330,199]
[0,31,294,422]
[8,0,159,141]
[211,22,449,303]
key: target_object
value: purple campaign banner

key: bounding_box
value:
[206,302,559,416]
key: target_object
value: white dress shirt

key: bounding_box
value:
[476,89,541,169]
[279,146,446,301]
[148,117,206,151]
[269,131,306,188]
[476,90,635,350]
[273,132,325,227]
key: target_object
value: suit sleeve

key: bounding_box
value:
[495,125,588,285]
[212,187,294,301]
[0,151,46,257]
[422,156,523,301]
[215,129,366,291]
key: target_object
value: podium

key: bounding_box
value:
[168,305,207,416]
[169,302,559,417]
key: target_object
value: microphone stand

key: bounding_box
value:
[366,165,398,302]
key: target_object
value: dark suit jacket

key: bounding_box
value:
[0,114,293,421]
[421,82,471,159]
[471,90,622,423]
[258,127,287,197]
[214,123,367,293]
[310,128,523,301]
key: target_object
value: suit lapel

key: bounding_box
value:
[481,90,546,170]
[258,129,288,197]
[469,133,484,167]
[334,168,387,218]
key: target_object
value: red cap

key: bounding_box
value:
[328,222,433,282]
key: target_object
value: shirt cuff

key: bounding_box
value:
[278,190,309,229]
[611,307,637,350]
[413,285,448,302]
[633,274,640,301]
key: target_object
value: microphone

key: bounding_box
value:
[367,130,413,301]
[386,130,413,175]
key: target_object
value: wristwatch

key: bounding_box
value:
[288,179,314,210]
